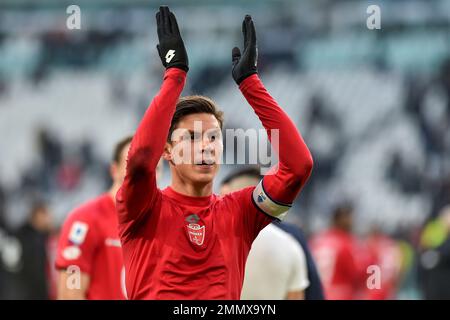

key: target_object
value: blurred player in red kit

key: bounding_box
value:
[116,6,313,299]
[310,204,366,300]
[361,226,402,300]
[55,137,133,299]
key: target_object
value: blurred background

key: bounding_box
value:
[0,0,449,299]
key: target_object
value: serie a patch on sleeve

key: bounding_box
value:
[252,180,291,220]
[68,221,89,245]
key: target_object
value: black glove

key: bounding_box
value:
[156,6,189,72]
[232,15,258,85]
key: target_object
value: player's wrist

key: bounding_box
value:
[238,73,260,91]
[166,65,189,73]
[163,67,187,88]
[164,67,188,78]
[234,71,257,85]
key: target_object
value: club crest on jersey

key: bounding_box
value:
[186,223,205,246]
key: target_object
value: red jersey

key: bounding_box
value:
[55,194,125,300]
[311,228,365,300]
[117,68,313,299]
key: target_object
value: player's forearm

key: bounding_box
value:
[119,68,185,215]
[231,15,312,206]
[239,74,313,204]
[127,5,188,171]
[128,68,186,171]
[117,7,188,222]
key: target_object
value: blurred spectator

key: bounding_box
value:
[56,159,82,192]
[395,230,421,299]
[36,128,63,174]
[311,204,366,299]
[13,201,53,299]
[79,139,95,169]
[386,152,422,194]
[300,93,344,211]
[430,174,450,220]
[33,127,63,193]
[0,182,24,299]
[419,205,450,299]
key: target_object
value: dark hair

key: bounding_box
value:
[168,95,224,142]
[221,166,261,186]
[112,136,133,163]
[332,202,354,223]
[30,201,48,218]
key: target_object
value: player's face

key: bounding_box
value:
[165,113,223,185]
[32,207,53,232]
[339,212,354,232]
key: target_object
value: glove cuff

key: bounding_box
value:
[234,70,257,85]
[167,64,189,73]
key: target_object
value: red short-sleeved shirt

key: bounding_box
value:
[55,194,125,300]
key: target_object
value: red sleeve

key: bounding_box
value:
[228,186,274,244]
[239,74,313,219]
[55,210,99,275]
[116,68,186,227]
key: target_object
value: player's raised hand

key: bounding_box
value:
[231,15,258,85]
[156,6,189,72]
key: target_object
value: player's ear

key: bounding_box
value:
[162,142,172,161]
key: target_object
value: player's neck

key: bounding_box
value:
[170,178,213,197]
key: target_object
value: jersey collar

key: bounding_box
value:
[163,187,214,207]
